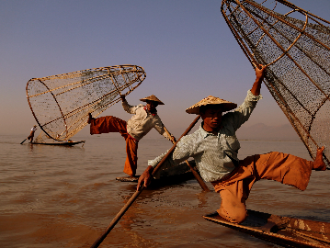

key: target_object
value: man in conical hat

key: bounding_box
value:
[138,65,326,224]
[87,94,176,178]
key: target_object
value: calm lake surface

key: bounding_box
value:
[1,134,329,248]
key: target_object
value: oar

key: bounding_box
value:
[184,160,209,191]
[90,115,201,248]
[20,139,27,145]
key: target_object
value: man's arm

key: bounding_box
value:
[250,64,267,96]
[154,122,176,143]
[121,95,138,114]
[222,64,267,131]
[137,135,195,191]
[137,166,154,190]
[120,94,126,102]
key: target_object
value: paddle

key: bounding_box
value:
[184,160,210,191]
[20,139,27,145]
[90,115,201,248]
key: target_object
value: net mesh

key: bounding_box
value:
[26,65,146,143]
[221,0,330,168]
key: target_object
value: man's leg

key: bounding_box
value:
[212,148,325,223]
[89,116,127,135]
[253,150,323,191]
[313,147,326,171]
[217,184,247,224]
[123,137,139,177]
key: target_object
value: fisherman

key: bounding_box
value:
[27,125,37,143]
[137,65,326,224]
[87,94,176,178]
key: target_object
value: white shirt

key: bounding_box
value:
[122,100,172,141]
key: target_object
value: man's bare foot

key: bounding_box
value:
[87,113,93,124]
[313,146,326,171]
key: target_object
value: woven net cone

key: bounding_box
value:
[26,65,146,142]
[221,0,330,168]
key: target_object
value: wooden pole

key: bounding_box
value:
[90,116,201,248]
[184,160,209,192]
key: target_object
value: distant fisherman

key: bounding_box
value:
[138,65,327,224]
[27,125,37,143]
[87,94,176,178]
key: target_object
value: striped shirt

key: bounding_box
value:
[148,90,262,182]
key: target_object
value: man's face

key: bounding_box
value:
[146,101,158,112]
[200,106,223,132]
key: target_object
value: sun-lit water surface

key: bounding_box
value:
[0,134,329,248]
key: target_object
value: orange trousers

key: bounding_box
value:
[211,151,313,224]
[27,131,35,142]
[90,116,138,176]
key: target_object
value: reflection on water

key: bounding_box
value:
[0,135,329,247]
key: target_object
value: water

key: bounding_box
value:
[1,134,329,248]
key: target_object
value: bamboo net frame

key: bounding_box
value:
[221,0,330,168]
[26,65,146,142]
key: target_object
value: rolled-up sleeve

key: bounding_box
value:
[227,90,262,131]
[153,122,173,141]
[148,135,194,168]
[122,100,138,114]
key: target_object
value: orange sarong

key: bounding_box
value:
[211,151,313,224]
[27,131,35,142]
[90,116,139,176]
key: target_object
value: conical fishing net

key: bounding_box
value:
[221,0,330,169]
[26,65,146,143]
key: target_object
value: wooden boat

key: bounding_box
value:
[116,170,195,187]
[204,209,330,248]
[116,160,197,188]
[32,140,85,146]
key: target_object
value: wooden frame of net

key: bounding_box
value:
[26,64,146,143]
[221,0,330,168]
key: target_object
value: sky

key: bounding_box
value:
[1,0,330,137]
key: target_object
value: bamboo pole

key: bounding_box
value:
[90,116,201,248]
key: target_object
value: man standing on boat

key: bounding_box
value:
[87,94,176,178]
[137,65,326,224]
[27,125,37,143]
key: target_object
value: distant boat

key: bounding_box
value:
[32,140,85,146]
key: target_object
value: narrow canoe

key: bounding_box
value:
[32,140,85,146]
[116,160,197,187]
[204,209,330,248]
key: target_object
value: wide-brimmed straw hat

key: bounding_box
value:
[185,95,237,114]
[140,95,164,105]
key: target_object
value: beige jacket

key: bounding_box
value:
[122,100,173,141]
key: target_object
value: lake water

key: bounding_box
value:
[1,134,329,248]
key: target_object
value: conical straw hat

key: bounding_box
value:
[186,95,237,114]
[140,95,164,105]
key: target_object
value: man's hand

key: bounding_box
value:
[137,166,154,191]
[120,94,126,102]
[251,64,267,96]
[170,135,177,144]
[255,64,267,81]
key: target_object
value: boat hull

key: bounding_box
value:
[32,140,85,146]
[204,209,330,248]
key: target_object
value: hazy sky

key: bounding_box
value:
[1,0,329,137]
